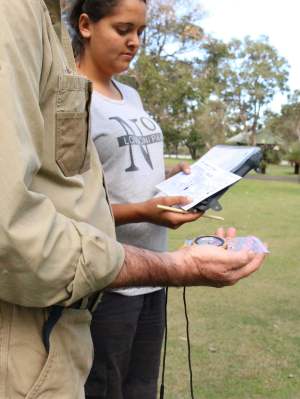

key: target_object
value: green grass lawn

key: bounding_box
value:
[162,178,300,399]
[263,164,294,177]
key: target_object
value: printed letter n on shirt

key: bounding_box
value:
[110,116,163,172]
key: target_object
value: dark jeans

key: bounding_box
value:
[85,289,165,399]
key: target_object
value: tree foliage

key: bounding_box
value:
[287,142,300,174]
[61,0,294,161]
[266,90,300,146]
[218,36,289,144]
[119,5,290,157]
[144,0,204,58]
[63,0,292,155]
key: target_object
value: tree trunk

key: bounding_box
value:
[174,144,178,158]
[294,162,299,175]
[187,146,197,160]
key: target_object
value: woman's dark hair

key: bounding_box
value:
[69,0,146,58]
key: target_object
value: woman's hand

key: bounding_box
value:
[138,196,202,229]
[165,161,191,179]
[112,196,202,229]
[112,160,199,229]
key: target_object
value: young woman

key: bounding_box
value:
[69,1,202,398]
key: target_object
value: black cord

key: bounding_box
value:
[160,287,168,399]
[183,287,195,399]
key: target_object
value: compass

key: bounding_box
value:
[194,235,226,247]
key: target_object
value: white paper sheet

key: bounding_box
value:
[156,159,241,211]
[200,145,260,171]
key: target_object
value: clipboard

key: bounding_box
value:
[193,145,262,211]
[156,145,262,212]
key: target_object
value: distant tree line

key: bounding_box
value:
[63,0,300,171]
[120,0,299,168]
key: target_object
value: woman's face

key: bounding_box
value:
[80,0,146,77]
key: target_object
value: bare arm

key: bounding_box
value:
[112,195,202,229]
[109,242,265,289]
[112,161,199,228]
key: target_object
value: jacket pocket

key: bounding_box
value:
[55,74,92,177]
[25,309,93,399]
[2,305,49,399]
[56,111,90,176]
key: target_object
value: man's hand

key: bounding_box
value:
[110,227,266,289]
[215,226,236,240]
[170,243,265,288]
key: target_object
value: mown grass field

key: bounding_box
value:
[162,161,300,399]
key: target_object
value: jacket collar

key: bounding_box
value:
[44,0,76,71]
[44,0,61,37]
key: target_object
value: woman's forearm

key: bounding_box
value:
[112,203,145,225]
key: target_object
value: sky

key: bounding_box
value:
[199,0,300,111]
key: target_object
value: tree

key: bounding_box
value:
[128,57,198,153]
[184,99,227,159]
[287,143,300,175]
[264,90,300,175]
[218,36,289,144]
[184,127,205,160]
[144,0,204,58]
[120,0,209,154]
[122,35,231,155]
[121,9,290,157]
[267,90,300,146]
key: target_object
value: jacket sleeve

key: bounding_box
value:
[0,0,124,308]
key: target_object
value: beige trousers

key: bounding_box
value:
[0,302,93,399]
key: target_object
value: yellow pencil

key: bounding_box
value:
[156,204,224,221]
[202,214,225,221]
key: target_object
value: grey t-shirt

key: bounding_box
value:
[91,81,167,296]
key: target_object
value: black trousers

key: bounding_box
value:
[85,289,165,399]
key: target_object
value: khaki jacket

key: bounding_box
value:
[0,0,124,308]
[0,1,125,397]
